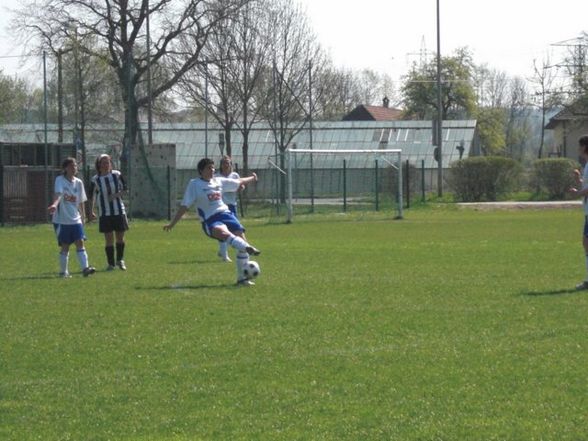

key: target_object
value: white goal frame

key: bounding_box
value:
[285,148,403,223]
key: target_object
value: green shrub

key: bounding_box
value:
[530,158,577,199]
[447,156,522,202]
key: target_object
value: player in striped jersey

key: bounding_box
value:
[89,154,129,271]
[214,155,242,262]
[47,157,96,278]
[163,158,261,286]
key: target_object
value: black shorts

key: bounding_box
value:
[99,214,129,233]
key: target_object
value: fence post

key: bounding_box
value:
[343,159,347,212]
[421,159,426,202]
[167,165,171,221]
[375,159,379,211]
[405,159,410,209]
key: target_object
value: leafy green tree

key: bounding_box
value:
[475,107,506,156]
[0,70,31,123]
[401,47,476,119]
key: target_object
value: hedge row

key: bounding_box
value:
[447,157,578,202]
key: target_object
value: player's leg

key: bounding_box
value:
[218,239,231,262]
[104,230,116,270]
[234,232,256,285]
[115,229,126,270]
[576,217,588,290]
[54,224,71,278]
[212,227,260,256]
[59,242,71,278]
[210,226,256,285]
[101,215,116,270]
[73,224,95,277]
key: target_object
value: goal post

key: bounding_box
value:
[285,148,403,222]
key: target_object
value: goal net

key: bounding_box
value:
[284,148,403,222]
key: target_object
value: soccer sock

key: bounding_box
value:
[77,248,89,270]
[59,251,69,274]
[116,242,125,262]
[218,240,228,257]
[226,235,249,252]
[105,246,115,266]
[236,251,249,280]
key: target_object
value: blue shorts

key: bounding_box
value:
[202,211,245,239]
[54,223,86,245]
[227,204,237,217]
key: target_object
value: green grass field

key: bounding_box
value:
[1,207,587,440]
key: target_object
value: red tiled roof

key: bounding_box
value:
[342,105,403,121]
[363,105,403,121]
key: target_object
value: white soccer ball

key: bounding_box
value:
[243,261,261,279]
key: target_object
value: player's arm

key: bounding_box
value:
[238,173,258,187]
[47,193,62,215]
[573,168,583,185]
[570,186,588,197]
[78,201,86,225]
[163,205,189,231]
[88,181,98,221]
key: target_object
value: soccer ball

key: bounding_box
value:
[243,261,261,279]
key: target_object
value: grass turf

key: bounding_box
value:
[1,207,587,440]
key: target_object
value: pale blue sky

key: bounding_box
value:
[1,0,586,84]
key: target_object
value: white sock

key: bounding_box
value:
[218,240,228,257]
[236,251,249,280]
[226,235,249,252]
[77,249,89,270]
[59,252,69,274]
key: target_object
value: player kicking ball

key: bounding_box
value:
[163,158,261,286]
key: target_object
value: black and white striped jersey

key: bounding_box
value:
[90,170,126,217]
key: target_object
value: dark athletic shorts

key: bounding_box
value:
[99,214,129,233]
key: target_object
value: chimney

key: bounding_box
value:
[382,96,389,108]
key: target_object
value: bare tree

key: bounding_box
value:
[12,0,252,173]
[265,0,323,149]
[530,57,560,158]
[504,76,532,160]
[177,0,273,174]
[473,64,509,108]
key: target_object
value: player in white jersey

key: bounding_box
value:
[47,157,96,278]
[163,158,261,286]
[89,154,129,271]
[214,155,241,262]
[569,135,588,290]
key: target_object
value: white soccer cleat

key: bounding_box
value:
[236,279,255,287]
[217,252,232,262]
[59,272,72,279]
[575,280,588,290]
[117,260,127,271]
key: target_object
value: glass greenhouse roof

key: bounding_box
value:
[0,120,477,170]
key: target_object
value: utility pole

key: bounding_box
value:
[146,0,154,145]
[435,0,443,197]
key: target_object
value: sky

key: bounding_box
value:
[0,0,586,85]
[296,0,587,82]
